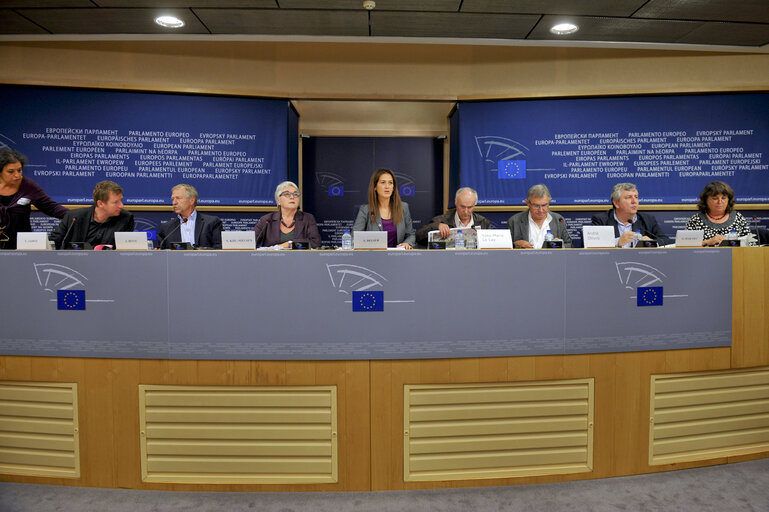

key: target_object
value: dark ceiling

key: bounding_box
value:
[1,0,768,50]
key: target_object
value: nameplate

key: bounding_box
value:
[16,232,50,251]
[115,231,149,251]
[675,229,704,247]
[353,231,387,250]
[222,231,256,250]
[582,226,615,248]
[476,229,513,249]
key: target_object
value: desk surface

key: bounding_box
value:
[1,248,731,360]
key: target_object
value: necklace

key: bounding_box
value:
[707,211,727,222]
[281,218,295,228]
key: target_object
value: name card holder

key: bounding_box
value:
[222,231,256,250]
[16,232,50,251]
[353,231,387,250]
[476,229,513,249]
[582,226,615,248]
[115,231,150,251]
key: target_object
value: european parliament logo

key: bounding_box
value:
[57,290,85,310]
[399,185,415,197]
[498,160,526,179]
[328,185,344,197]
[637,286,663,307]
[353,291,384,312]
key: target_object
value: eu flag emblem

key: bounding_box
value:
[353,291,384,312]
[328,185,344,197]
[57,290,86,310]
[399,185,415,197]
[637,287,663,307]
[498,160,526,179]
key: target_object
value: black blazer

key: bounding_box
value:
[51,206,135,249]
[591,209,671,245]
[158,211,223,249]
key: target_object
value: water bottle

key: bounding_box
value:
[341,229,352,250]
[455,229,465,249]
[633,229,642,247]
[544,230,554,242]
[727,229,737,242]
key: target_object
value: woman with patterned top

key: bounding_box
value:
[685,181,750,246]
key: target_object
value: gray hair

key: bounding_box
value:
[455,187,478,204]
[610,183,637,204]
[275,181,299,203]
[172,183,198,206]
[527,184,551,200]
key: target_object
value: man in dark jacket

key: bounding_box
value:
[416,187,492,246]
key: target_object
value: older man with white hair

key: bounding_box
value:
[416,187,492,246]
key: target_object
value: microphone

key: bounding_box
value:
[58,217,76,250]
[541,217,566,249]
[158,219,182,250]
[635,226,666,247]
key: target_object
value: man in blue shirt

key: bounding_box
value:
[591,183,670,247]
[157,184,222,249]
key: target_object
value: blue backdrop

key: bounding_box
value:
[1,85,289,206]
[302,136,443,246]
[458,93,769,206]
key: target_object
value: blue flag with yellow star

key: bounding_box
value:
[498,159,526,179]
[353,291,384,312]
[637,286,663,307]
[58,290,86,310]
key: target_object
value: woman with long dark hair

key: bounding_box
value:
[352,168,415,249]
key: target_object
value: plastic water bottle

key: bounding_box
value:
[727,229,737,242]
[341,229,352,250]
[544,230,554,242]
[633,229,642,247]
[455,229,465,249]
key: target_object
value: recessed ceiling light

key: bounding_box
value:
[550,23,578,35]
[155,15,185,28]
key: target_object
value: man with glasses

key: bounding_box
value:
[508,184,572,249]
[415,187,492,246]
[157,183,222,249]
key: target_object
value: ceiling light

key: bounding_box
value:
[363,0,376,10]
[550,23,578,35]
[155,15,185,28]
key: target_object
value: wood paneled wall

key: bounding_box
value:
[1,249,767,491]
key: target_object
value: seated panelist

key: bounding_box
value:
[416,187,491,246]
[158,184,222,249]
[352,168,415,249]
[508,184,572,249]
[51,180,134,249]
[686,181,751,246]
[0,149,67,250]
[254,181,321,249]
[591,183,670,247]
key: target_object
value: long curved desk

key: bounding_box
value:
[0,247,767,491]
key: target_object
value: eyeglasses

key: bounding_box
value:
[529,203,550,210]
[280,192,301,199]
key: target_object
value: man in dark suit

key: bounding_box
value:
[591,183,671,247]
[507,184,572,248]
[157,184,222,249]
[51,180,134,249]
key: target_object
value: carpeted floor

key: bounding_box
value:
[2,458,768,512]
